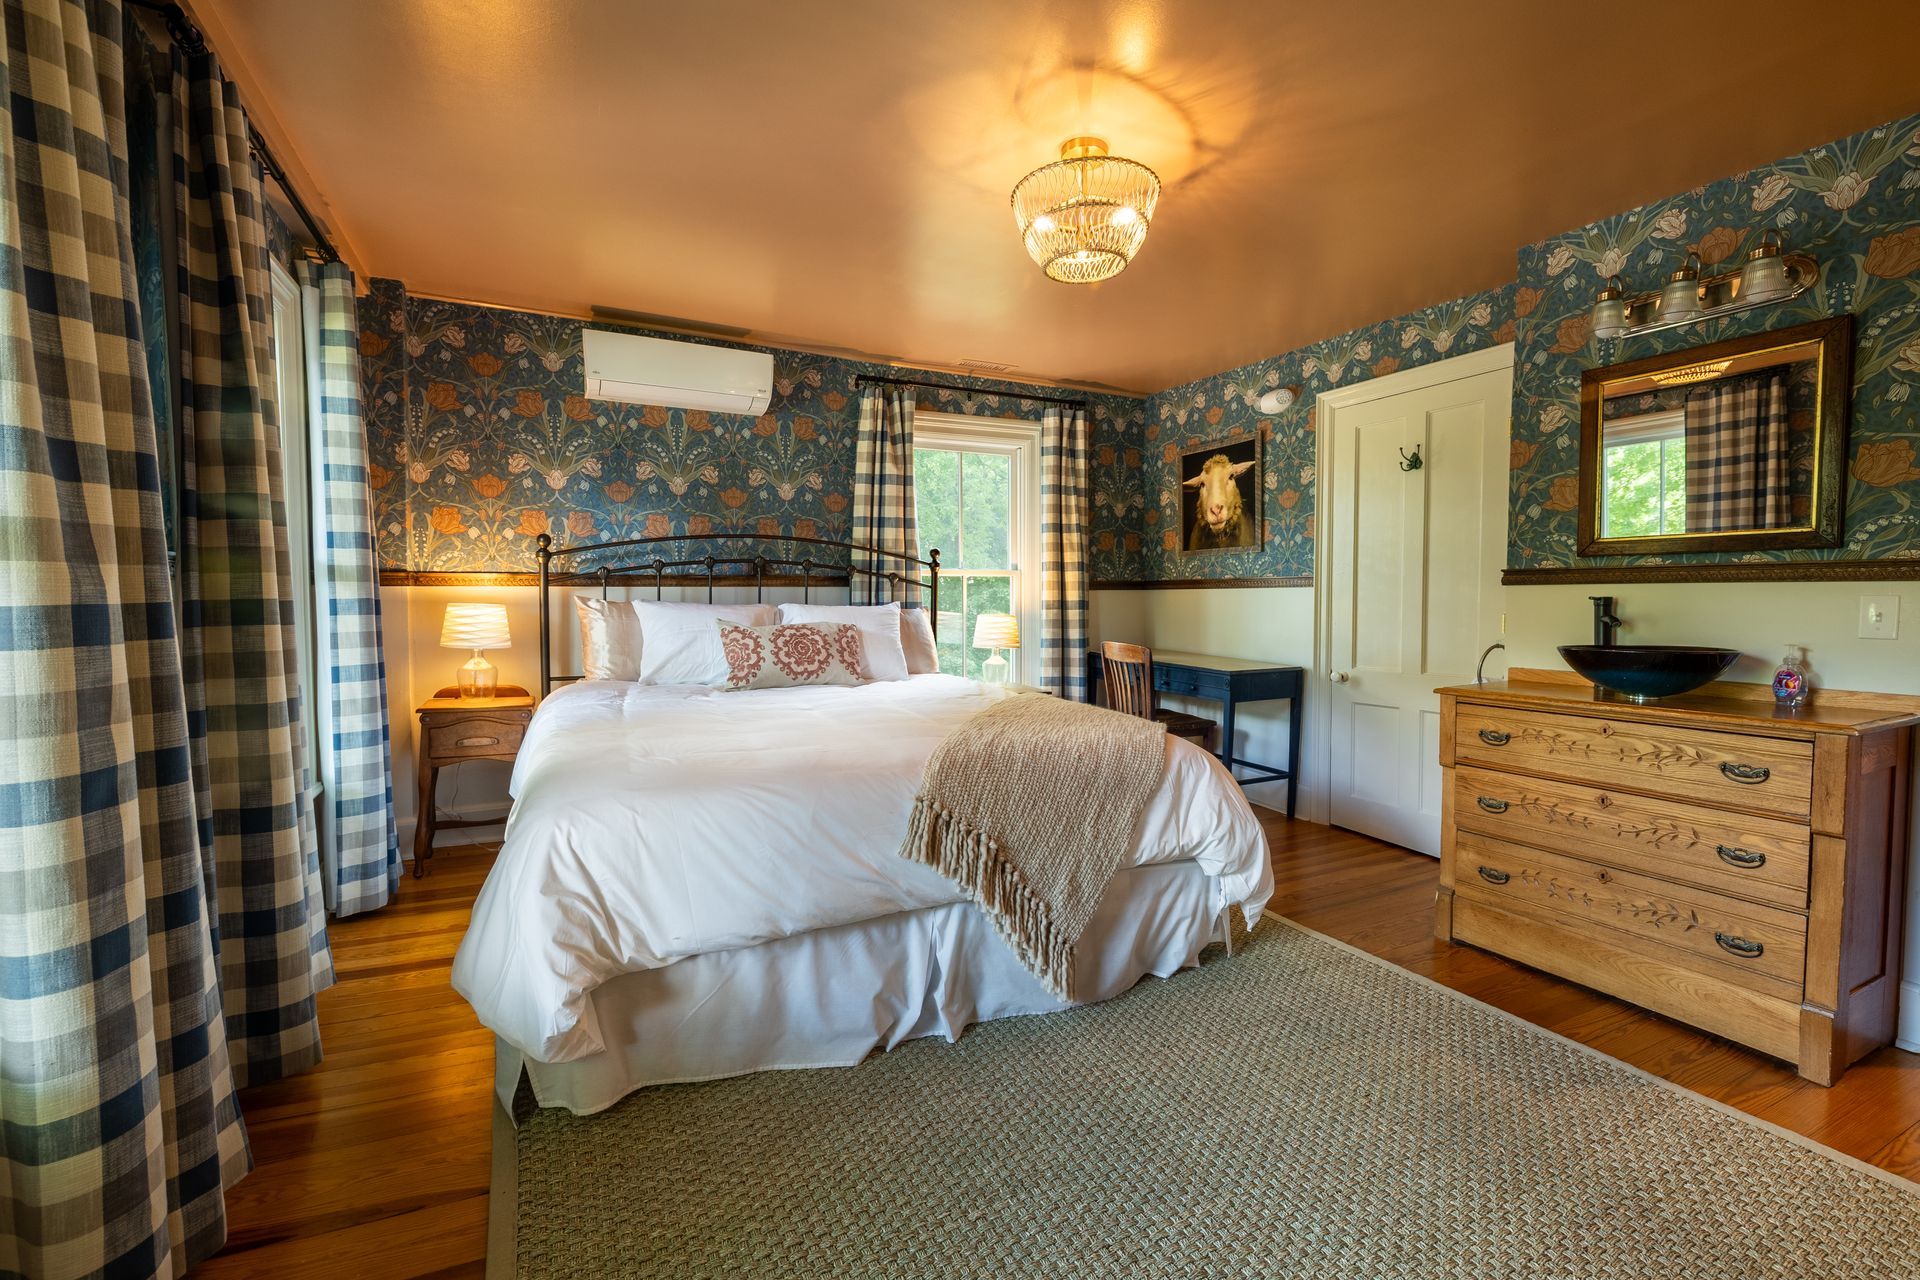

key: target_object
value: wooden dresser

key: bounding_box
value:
[1435,670,1918,1084]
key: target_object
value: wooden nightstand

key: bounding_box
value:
[414,684,533,877]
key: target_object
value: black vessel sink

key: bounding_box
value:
[1557,644,1740,702]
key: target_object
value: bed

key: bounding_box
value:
[450,535,1272,1115]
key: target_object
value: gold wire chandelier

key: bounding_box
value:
[1010,136,1161,284]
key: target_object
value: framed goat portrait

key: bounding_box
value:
[1177,433,1262,556]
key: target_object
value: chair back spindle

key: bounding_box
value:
[1101,641,1156,720]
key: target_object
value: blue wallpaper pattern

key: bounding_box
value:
[1133,286,1517,579]
[1510,112,1920,569]
[360,282,1147,578]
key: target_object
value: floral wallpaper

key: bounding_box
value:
[1131,285,1517,579]
[360,281,1147,579]
[1510,111,1920,570]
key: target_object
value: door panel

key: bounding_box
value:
[1327,359,1511,854]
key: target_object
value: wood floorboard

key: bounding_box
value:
[189,812,1920,1276]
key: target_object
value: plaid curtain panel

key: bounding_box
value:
[170,42,333,1084]
[1684,370,1791,534]
[1,2,250,1275]
[301,261,400,916]
[1041,404,1091,701]
[851,385,922,606]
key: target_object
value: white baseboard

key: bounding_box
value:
[1898,979,1920,1055]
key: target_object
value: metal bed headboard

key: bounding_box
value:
[535,532,940,697]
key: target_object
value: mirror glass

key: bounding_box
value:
[1577,317,1851,556]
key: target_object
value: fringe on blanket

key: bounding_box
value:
[901,795,1078,1002]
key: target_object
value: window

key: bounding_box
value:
[912,414,1040,681]
[1601,409,1686,538]
[269,261,321,792]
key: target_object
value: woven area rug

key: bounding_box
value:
[511,918,1920,1278]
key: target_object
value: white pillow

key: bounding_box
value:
[635,600,779,686]
[575,596,643,681]
[900,607,939,675]
[778,602,910,681]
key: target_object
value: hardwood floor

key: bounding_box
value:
[189,814,1920,1276]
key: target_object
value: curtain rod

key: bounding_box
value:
[855,373,1088,410]
[129,0,342,264]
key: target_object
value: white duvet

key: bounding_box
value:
[452,675,1272,1065]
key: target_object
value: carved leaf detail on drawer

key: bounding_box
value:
[1507,724,1715,774]
[1518,868,1702,932]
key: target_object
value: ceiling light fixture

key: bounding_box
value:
[1010,136,1160,284]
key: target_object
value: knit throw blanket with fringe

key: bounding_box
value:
[899,693,1169,1001]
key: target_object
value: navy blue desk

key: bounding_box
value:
[1086,650,1304,817]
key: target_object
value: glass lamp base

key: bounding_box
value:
[981,650,1010,685]
[457,651,498,698]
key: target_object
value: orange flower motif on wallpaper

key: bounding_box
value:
[1865,227,1920,278]
[751,414,779,437]
[368,463,394,490]
[1162,530,1178,550]
[1510,439,1537,469]
[1277,489,1300,510]
[604,480,635,503]
[471,473,507,499]
[563,394,595,421]
[359,330,390,358]
[514,390,546,418]
[1513,286,1542,318]
[644,513,671,538]
[1548,314,1592,355]
[516,510,549,537]
[756,517,780,537]
[428,506,465,534]
[1541,476,1580,511]
[792,416,817,441]
[685,411,712,433]
[687,515,712,536]
[1688,226,1744,266]
[822,391,847,411]
[794,519,818,539]
[566,512,596,539]
[1371,356,1400,378]
[425,381,460,411]
[822,493,848,514]
[467,351,503,378]
[719,487,748,509]
[641,404,670,428]
[1853,440,1920,487]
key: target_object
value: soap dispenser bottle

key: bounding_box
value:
[1772,645,1811,709]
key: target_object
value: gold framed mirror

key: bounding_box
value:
[1576,316,1853,557]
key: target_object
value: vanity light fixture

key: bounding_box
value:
[1584,234,1819,342]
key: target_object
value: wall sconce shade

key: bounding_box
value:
[1589,276,1630,340]
[1656,251,1704,323]
[1739,230,1791,304]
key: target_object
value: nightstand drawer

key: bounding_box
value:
[425,714,527,761]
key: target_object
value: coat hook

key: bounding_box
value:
[1399,445,1423,472]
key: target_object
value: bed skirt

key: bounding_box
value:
[498,860,1223,1116]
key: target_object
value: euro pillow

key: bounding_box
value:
[899,606,939,674]
[634,600,779,686]
[575,595,644,681]
[717,621,866,691]
[777,601,910,681]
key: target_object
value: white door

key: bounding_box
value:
[1322,353,1511,854]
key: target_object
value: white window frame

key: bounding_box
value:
[914,411,1041,684]
[269,261,321,801]
[1601,408,1686,538]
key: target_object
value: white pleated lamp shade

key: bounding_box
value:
[440,603,512,651]
[972,612,1019,650]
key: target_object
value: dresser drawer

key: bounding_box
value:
[1454,702,1813,819]
[1452,764,1810,909]
[1454,832,1806,997]
[424,714,527,761]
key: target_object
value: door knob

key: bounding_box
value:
[1330,671,1351,683]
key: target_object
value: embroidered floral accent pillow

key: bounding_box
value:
[716,621,867,691]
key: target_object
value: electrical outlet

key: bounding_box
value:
[1858,594,1900,640]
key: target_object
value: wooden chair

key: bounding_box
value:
[1099,641,1215,746]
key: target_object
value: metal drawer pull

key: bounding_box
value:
[1716,844,1766,869]
[1477,729,1511,746]
[455,735,501,748]
[1476,866,1510,885]
[1714,932,1764,959]
[1476,796,1509,814]
[1719,762,1771,784]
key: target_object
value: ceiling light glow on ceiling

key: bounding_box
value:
[1010,136,1160,285]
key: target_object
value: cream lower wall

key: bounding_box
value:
[1502,580,1920,1053]
[1088,586,1318,816]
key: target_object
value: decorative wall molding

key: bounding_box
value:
[1503,561,1920,586]
[1091,576,1313,590]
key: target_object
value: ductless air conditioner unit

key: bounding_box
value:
[582,329,773,416]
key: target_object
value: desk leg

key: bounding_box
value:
[1220,695,1236,780]
[1287,692,1303,819]
[413,758,438,878]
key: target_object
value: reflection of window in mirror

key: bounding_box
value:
[1601,410,1685,537]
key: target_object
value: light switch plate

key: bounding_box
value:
[1858,594,1900,640]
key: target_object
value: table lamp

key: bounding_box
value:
[972,612,1019,685]
[441,603,511,698]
